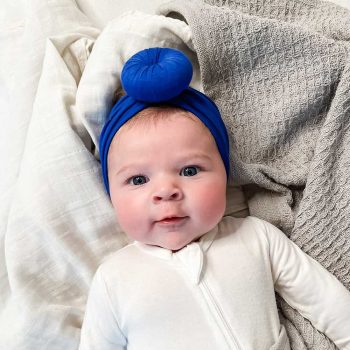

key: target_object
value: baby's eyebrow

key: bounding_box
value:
[114,164,144,176]
[180,153,212,162]
[113,153,211,176]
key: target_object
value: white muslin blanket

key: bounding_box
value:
[0,2,247,349]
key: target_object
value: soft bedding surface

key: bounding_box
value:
[1,0,350,349]
[0,1,247,349]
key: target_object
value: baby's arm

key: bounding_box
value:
[261,219,350,349]
[79,267,127,350]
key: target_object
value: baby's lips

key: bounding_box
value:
[156,213,187,221]
[155,216,188,224]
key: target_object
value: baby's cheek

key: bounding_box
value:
[115,205,132,228]
[113,198,142,236]
[197,185,226,223]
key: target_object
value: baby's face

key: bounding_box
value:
[107,111,227,251]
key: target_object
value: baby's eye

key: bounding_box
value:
[128,175,149,186]
[180,166,200,177]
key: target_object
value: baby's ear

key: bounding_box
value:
[112,87,126,105]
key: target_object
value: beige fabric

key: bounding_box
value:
[158,0,350,348]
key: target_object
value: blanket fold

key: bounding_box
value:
[159,0,350,348]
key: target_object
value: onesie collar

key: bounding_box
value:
[134,225,218,259]
[133,225,218,284]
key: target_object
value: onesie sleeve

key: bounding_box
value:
[79,267,127,350]
[261,219,350,350]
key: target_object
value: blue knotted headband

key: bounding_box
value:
[99,47,230,195]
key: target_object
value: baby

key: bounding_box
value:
[79,48,350,350]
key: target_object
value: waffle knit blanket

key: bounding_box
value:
[159,1,350,348]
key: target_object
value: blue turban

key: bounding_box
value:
[99,47,230,195]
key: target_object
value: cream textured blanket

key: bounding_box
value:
[159,0,350,349]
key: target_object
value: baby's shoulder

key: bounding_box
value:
[219,215,271,236]
[218,215,283,247]
[98,243,148,277]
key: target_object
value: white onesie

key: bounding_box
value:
[79,216,350,350]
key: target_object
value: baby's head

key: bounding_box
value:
[107,105,227,251]
[99,48,230,250]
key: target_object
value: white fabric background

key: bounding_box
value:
[0,1,247,349]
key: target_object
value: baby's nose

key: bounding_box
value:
[152,185,183,202]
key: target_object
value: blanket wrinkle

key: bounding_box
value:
[159,0,350,348]
[0,3,123,349]
[0,2,100,329]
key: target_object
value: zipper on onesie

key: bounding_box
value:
[173,238,241,349]
[199,280,242,350]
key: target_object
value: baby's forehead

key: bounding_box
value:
[114,106,209,137]
[106,108,213,159]
[125,106,198,127]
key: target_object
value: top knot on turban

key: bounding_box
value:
[121,47,193,102]
[99,47,230,195]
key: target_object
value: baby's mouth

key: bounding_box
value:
[155,216,188,225]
